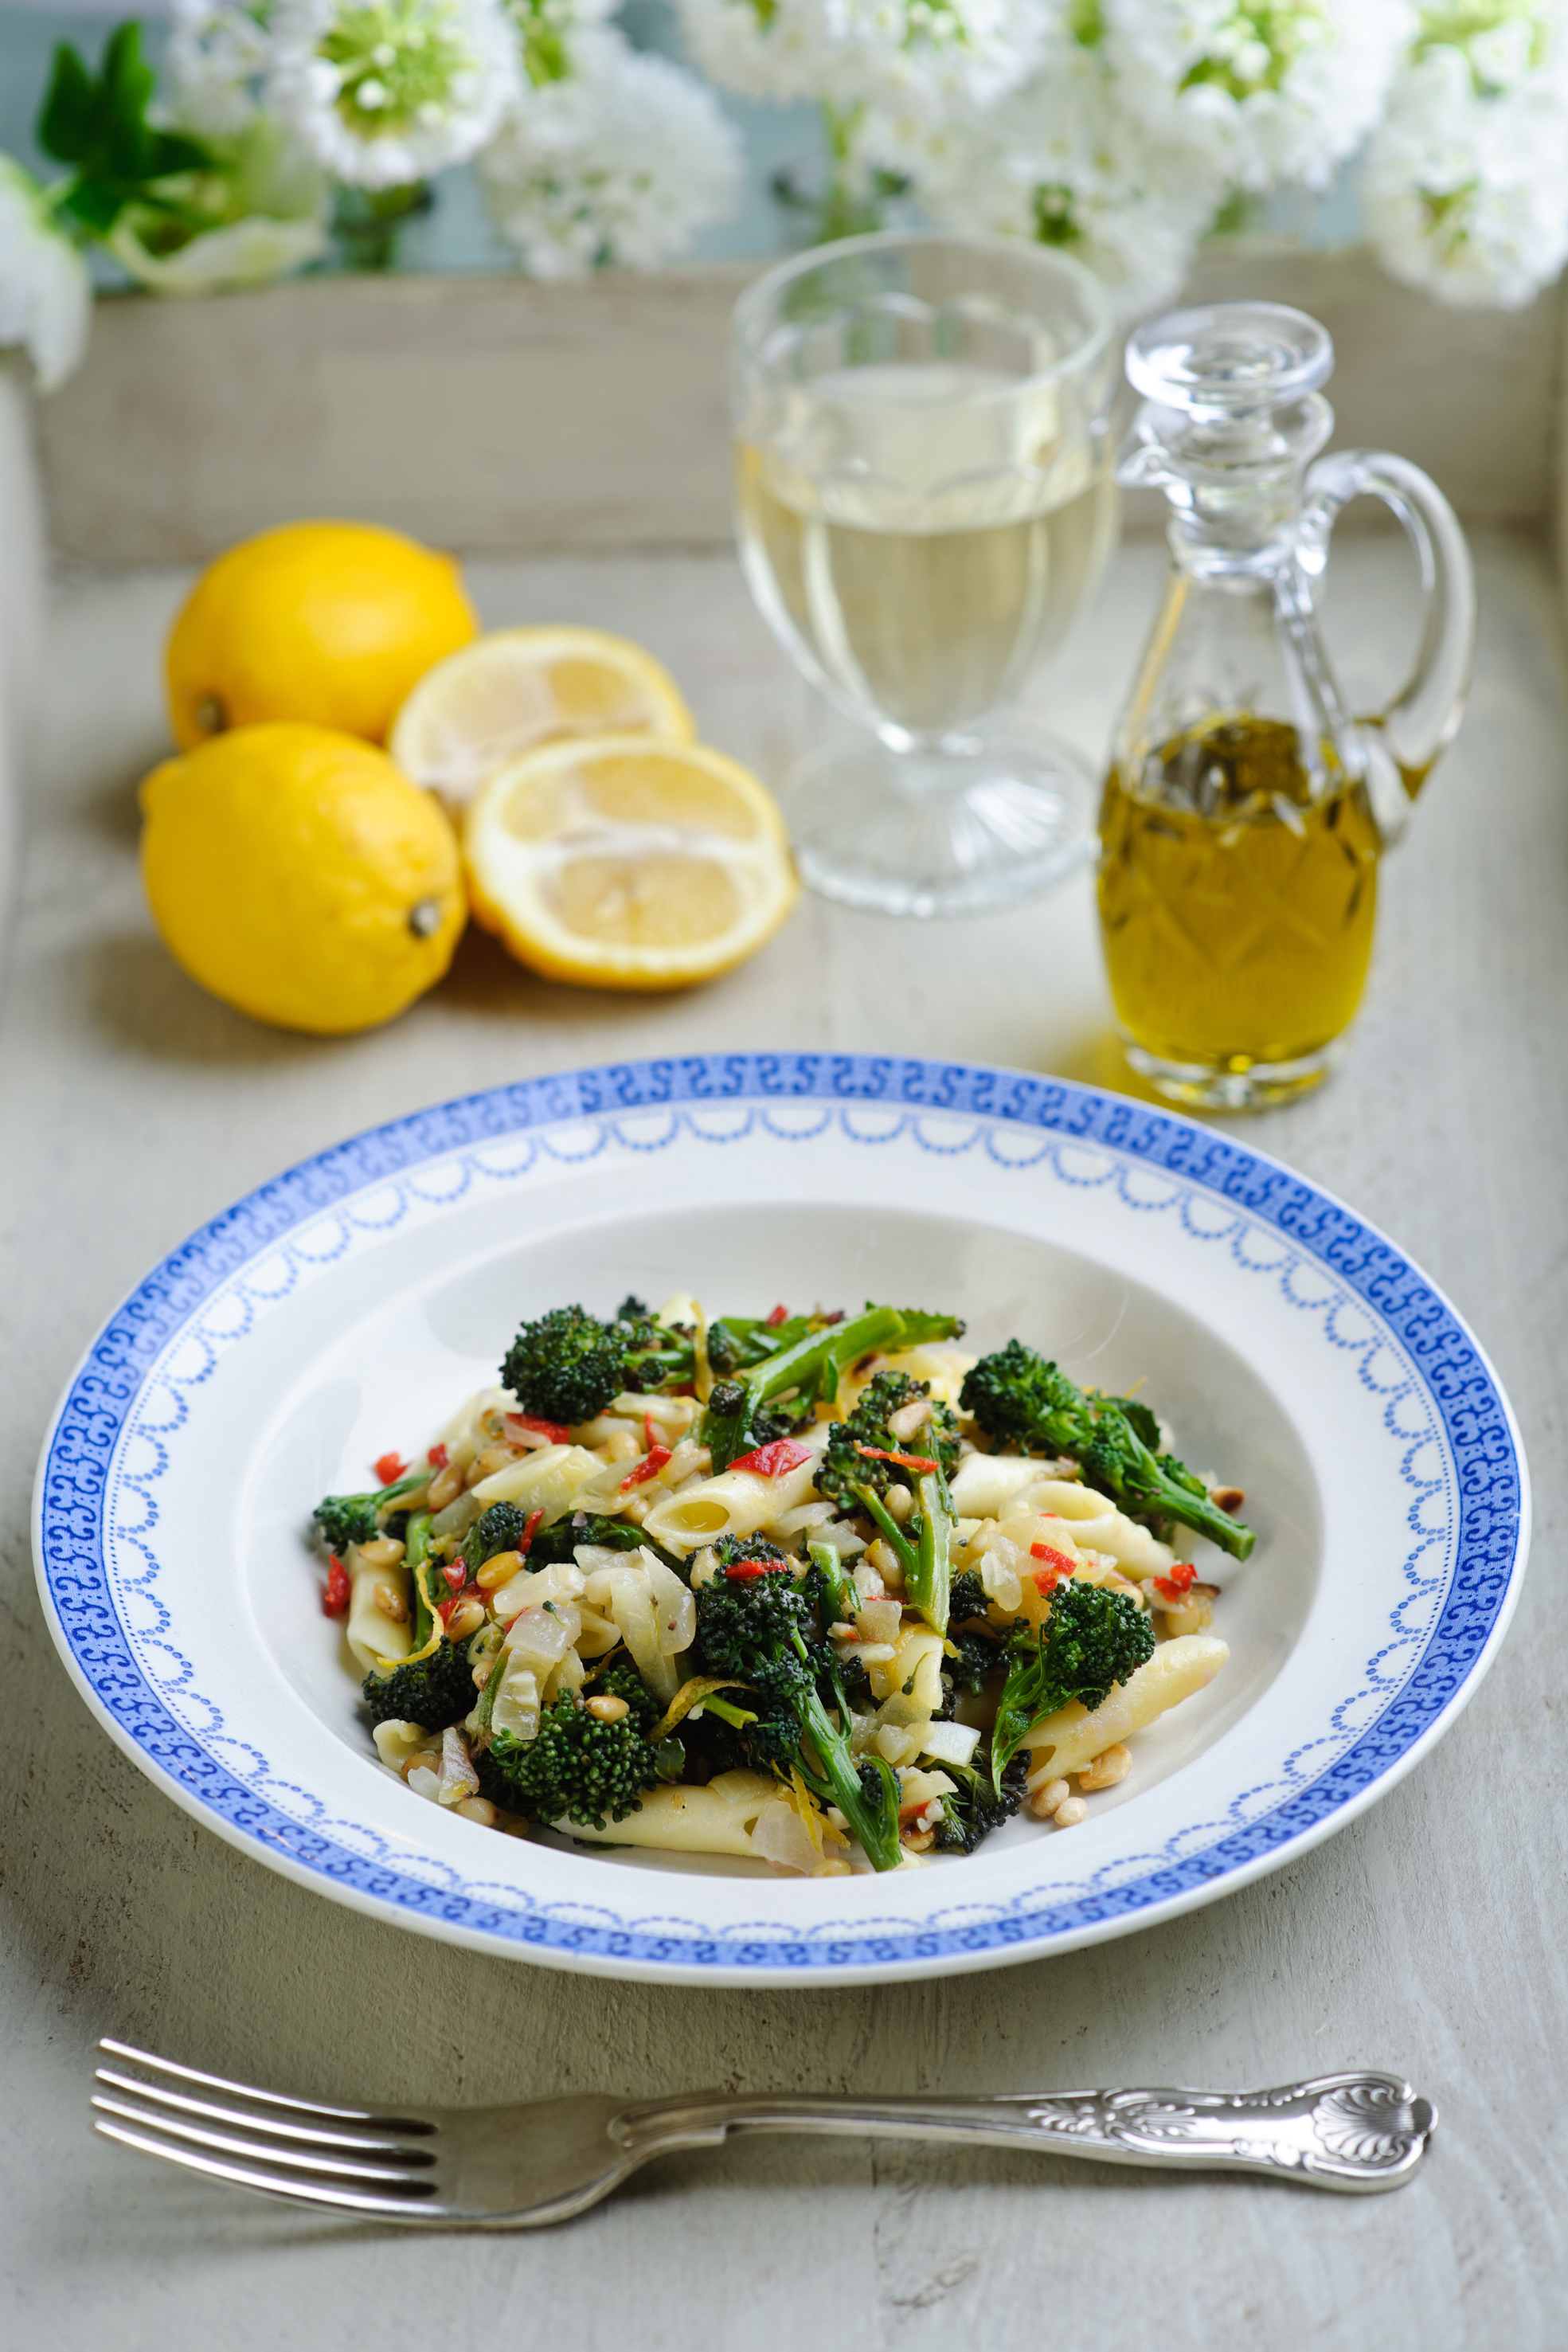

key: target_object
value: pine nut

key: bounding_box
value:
[427,1461,463,1511]
[373,1581,408,1622]
[1077,1743,1131,1792]
[455,1797,498,1826]
[475,1548,523,1591]
[358,1536,405,1568]
[467,1442,522,1486]
[901,1826,936,1853]
[585,1693,631,1723]
[445,1595,486,1641]
[1029,1776,1069,1819]
[1210,1485,1245,1513]
[1053,1796,1087,1827]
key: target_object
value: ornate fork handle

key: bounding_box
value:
[615,2073,1434,2194]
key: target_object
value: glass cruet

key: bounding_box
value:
[1097,300,1476,1112]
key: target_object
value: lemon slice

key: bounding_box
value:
[464,735,799,991]
[389,625,695,808]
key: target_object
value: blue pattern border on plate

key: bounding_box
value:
[36,1056,1526,1972]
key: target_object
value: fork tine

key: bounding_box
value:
[90,2094,438,2187]
[97,2038,432,2132]
[92,2116,441,2221]
[92,2066,432,2157]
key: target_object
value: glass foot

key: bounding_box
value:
[1122,1035,1347,1111]
[781,727,1095,919]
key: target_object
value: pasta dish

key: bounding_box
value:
[311,1294,1253,1873]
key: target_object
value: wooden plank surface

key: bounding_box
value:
[1,533,1564,2349]
[32,243,1564,563]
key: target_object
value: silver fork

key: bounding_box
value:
[91,2040,1436,2224]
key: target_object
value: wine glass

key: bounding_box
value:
[732,231,1116,919]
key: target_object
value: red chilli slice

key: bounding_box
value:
[323,1557,351,1617]
[620,1445,672,1491]
[765,1303,789,1328]
[729,1438,814,1477]
[443,1557,467,1595]
[724,1559,792,1581]
[1154,1562,1198,1604]
[855,1443,938,1475]
[373,1451,407,1485]
[506,1411,573,1446]
[428,1442,449,1470]
[518,1509,544,1556]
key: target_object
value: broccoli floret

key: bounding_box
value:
[1078,1405,1255,1560]
[691,1562,903,1871]
[500,1301,694,1427]
[588,1658,663,1733]
[698,1302,965,1473]
[362,1638,477,1731]
[312,1465,429,1554]
[481,1693,661,1830]
[991,1579,1155,1794]
[935,1750,1028,1855]
[465,1500,532,1569]
[960,1343,1255,1561]
[948,1569,991,1625]
[816,1372,960,1505]
[523,1513,682,1572]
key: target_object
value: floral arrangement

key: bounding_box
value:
[3,0,1568,398]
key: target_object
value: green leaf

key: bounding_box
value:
[37,44,97,165]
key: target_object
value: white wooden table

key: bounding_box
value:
[2,529,1564,2350]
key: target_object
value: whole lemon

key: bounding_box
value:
[141,723,467,1035]
[165,520,479,751]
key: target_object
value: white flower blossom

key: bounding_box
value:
[677,0,1047,115]
[268,0,521,186]
[1105,0,1414,191]
[1362,9,1568,307]
[480,29,742,273]
[893,27,1222,319]
[163,0,275,137]
[0,158,92,394]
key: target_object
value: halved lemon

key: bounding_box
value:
[463,735,799,991]
[389,624,694,808]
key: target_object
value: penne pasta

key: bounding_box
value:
[561,1770,778,1854]
[469,1442,603,1516]
[344,1546,413,1673]
[640,1446,824,1552]
[1023,1634,1230,1781]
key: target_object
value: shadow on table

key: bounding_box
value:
[78,932,331,1070]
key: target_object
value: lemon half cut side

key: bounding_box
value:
[463,735,799,992]
[390,625,695,810]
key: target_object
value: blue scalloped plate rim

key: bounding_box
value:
[32,1053,1531,1984]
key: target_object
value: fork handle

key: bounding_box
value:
[613,2073,1434,2194]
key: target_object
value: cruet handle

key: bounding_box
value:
[1297,450,1477,841]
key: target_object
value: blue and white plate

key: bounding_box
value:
[33,1056,1529,1986]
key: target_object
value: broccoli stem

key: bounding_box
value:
[1086,1408,1257,1562]
[406,1511,436,1645]
[909,1465,954,1634]
[807,1539,854,1622]
[852,1482,919,1585]
[795,1670,901,1873]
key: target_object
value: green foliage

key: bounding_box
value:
[483,1694,660,1830]
[38,23,211,236]
[362,1638,476,1732]
[698,1301,964,1473]
[991,1580,1155,1793]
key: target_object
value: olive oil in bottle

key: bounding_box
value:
[1097,716,1381,1078]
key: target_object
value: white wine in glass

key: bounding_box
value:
[732,237,1116,918]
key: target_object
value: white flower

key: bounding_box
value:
[0,158,92,394]
[676,0,1048,115]
[480,29,742,273]
[1105,0,1414,191]
[163,0,275,137]
[268,0,521,186]
[893,23,1222,319]
[1362,22,1568,307]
